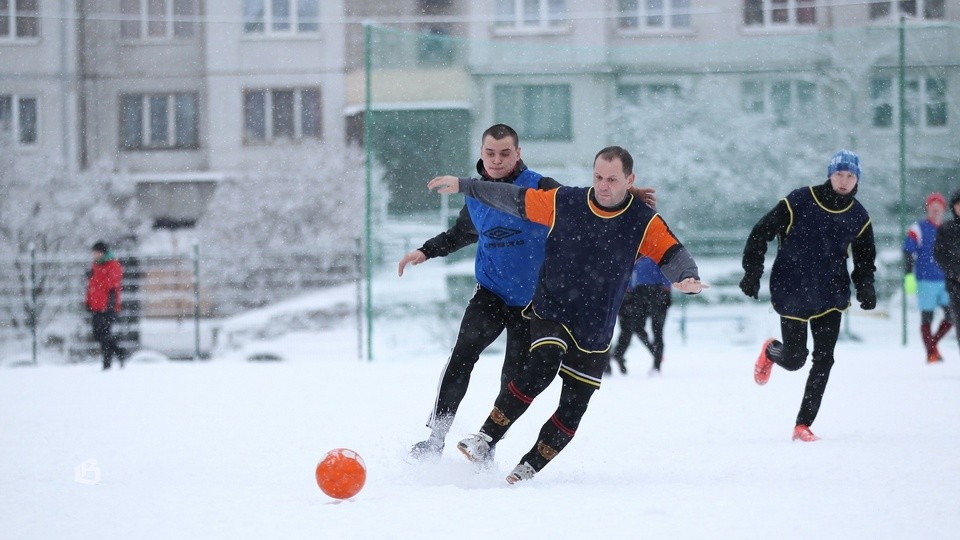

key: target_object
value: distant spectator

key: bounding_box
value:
[86,241,125,370]
[607,256,672,376]
[933,189,960,362]
[903,192,952,363]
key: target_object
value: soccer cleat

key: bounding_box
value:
[506,462,537,485]
[927,349,943,363]
[647,366,661,377]
[792,424,820,442]
[457,433,494,464]
[408,439,444,462]
[754,338,780,385]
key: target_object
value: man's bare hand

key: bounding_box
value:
[427,176,461,195]
[628,186,656,209]
[398,250,427,277]
[673,278,709,294]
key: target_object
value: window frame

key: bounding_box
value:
[0,93,40,147]
[617,0,693,33]
[868,0,945,21]
[742,0,817,29]
[869,75,949,131]
[242,87,323,145]
[243,0,321,37]
[119,92,199,151]
[616,82,684,105]
[0,0,40,41]
[120,0,197,41]
[492,0,571,35]
[740,79,818,125]
[493,83,572,142]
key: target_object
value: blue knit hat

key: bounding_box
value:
[828,149,860,181]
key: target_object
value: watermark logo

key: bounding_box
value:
[74,459,101,485]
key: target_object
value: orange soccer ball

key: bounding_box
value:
[315,448,366,499]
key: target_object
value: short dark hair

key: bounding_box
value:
[594,146,634,176]
[482,124,519,148]
[92,240,109,252]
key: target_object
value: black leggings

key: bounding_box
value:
[612,286,670,368]
[479,318,601,472]
[92,312,124,367]
[948,280,960,352]
[426,285,529,435]
[773,311,842,427]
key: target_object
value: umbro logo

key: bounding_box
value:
[484,226,521,240]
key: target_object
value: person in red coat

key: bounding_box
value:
[86,241,125,369]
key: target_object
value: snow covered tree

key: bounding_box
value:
[611,78,845,232]
[0,137,145,342]
[195,143,379,313]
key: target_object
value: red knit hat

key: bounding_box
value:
[925,192,947,209]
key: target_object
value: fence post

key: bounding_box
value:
[29,243,37,366]
[193,242,201,360]
[355,238,363,361]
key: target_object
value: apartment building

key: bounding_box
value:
[455,0,959,190]
[2,0,345,230]
[2,1,957,228]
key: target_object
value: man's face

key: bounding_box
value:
[592,157,635,207]
[480,135,520,180]
[829,171,857,195]
[92,249,103,261]
[926,201,945,225]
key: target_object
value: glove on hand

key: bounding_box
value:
[903,273,917,295]
[857,285,876,310]
[739,273,761,300]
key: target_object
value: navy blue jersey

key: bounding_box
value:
[466,169,549,307]
[530,187,658,351]
[770,187,871,320]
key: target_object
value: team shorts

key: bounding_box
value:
[529,316,607,388]
[917,280,950,312]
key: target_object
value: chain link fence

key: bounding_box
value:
[0,246,360,365]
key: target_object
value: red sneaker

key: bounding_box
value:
[754,338,777,385]
[792,424,820,442]
[927,349,943,363]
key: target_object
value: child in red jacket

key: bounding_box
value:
[86,241,124,369]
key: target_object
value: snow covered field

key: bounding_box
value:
[1,281,959,539]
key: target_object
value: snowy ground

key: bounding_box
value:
[2,280,959,538]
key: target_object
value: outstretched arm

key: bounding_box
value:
[398,204,478,276]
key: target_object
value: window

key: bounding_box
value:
[120,0,195,39]
[618,83,682,105]
[741,80,816,125]
[243,0,320,34]
[120,93,198,150]
[494,0,567,31]
[869,0,945,20]
[243,88,322,143]
[494,84,571,141]
[870,76,948,129]
[618,0,691,30]
[743,0,816,28]
[0,0,39,39]
[0,94,38,145]
[418,25,455,66]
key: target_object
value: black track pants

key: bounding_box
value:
[92,312,123,368]
[426,286,529,435]
[775,311,842,427]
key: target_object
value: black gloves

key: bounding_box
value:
[739,273,761,300]
[857,285,876,310]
